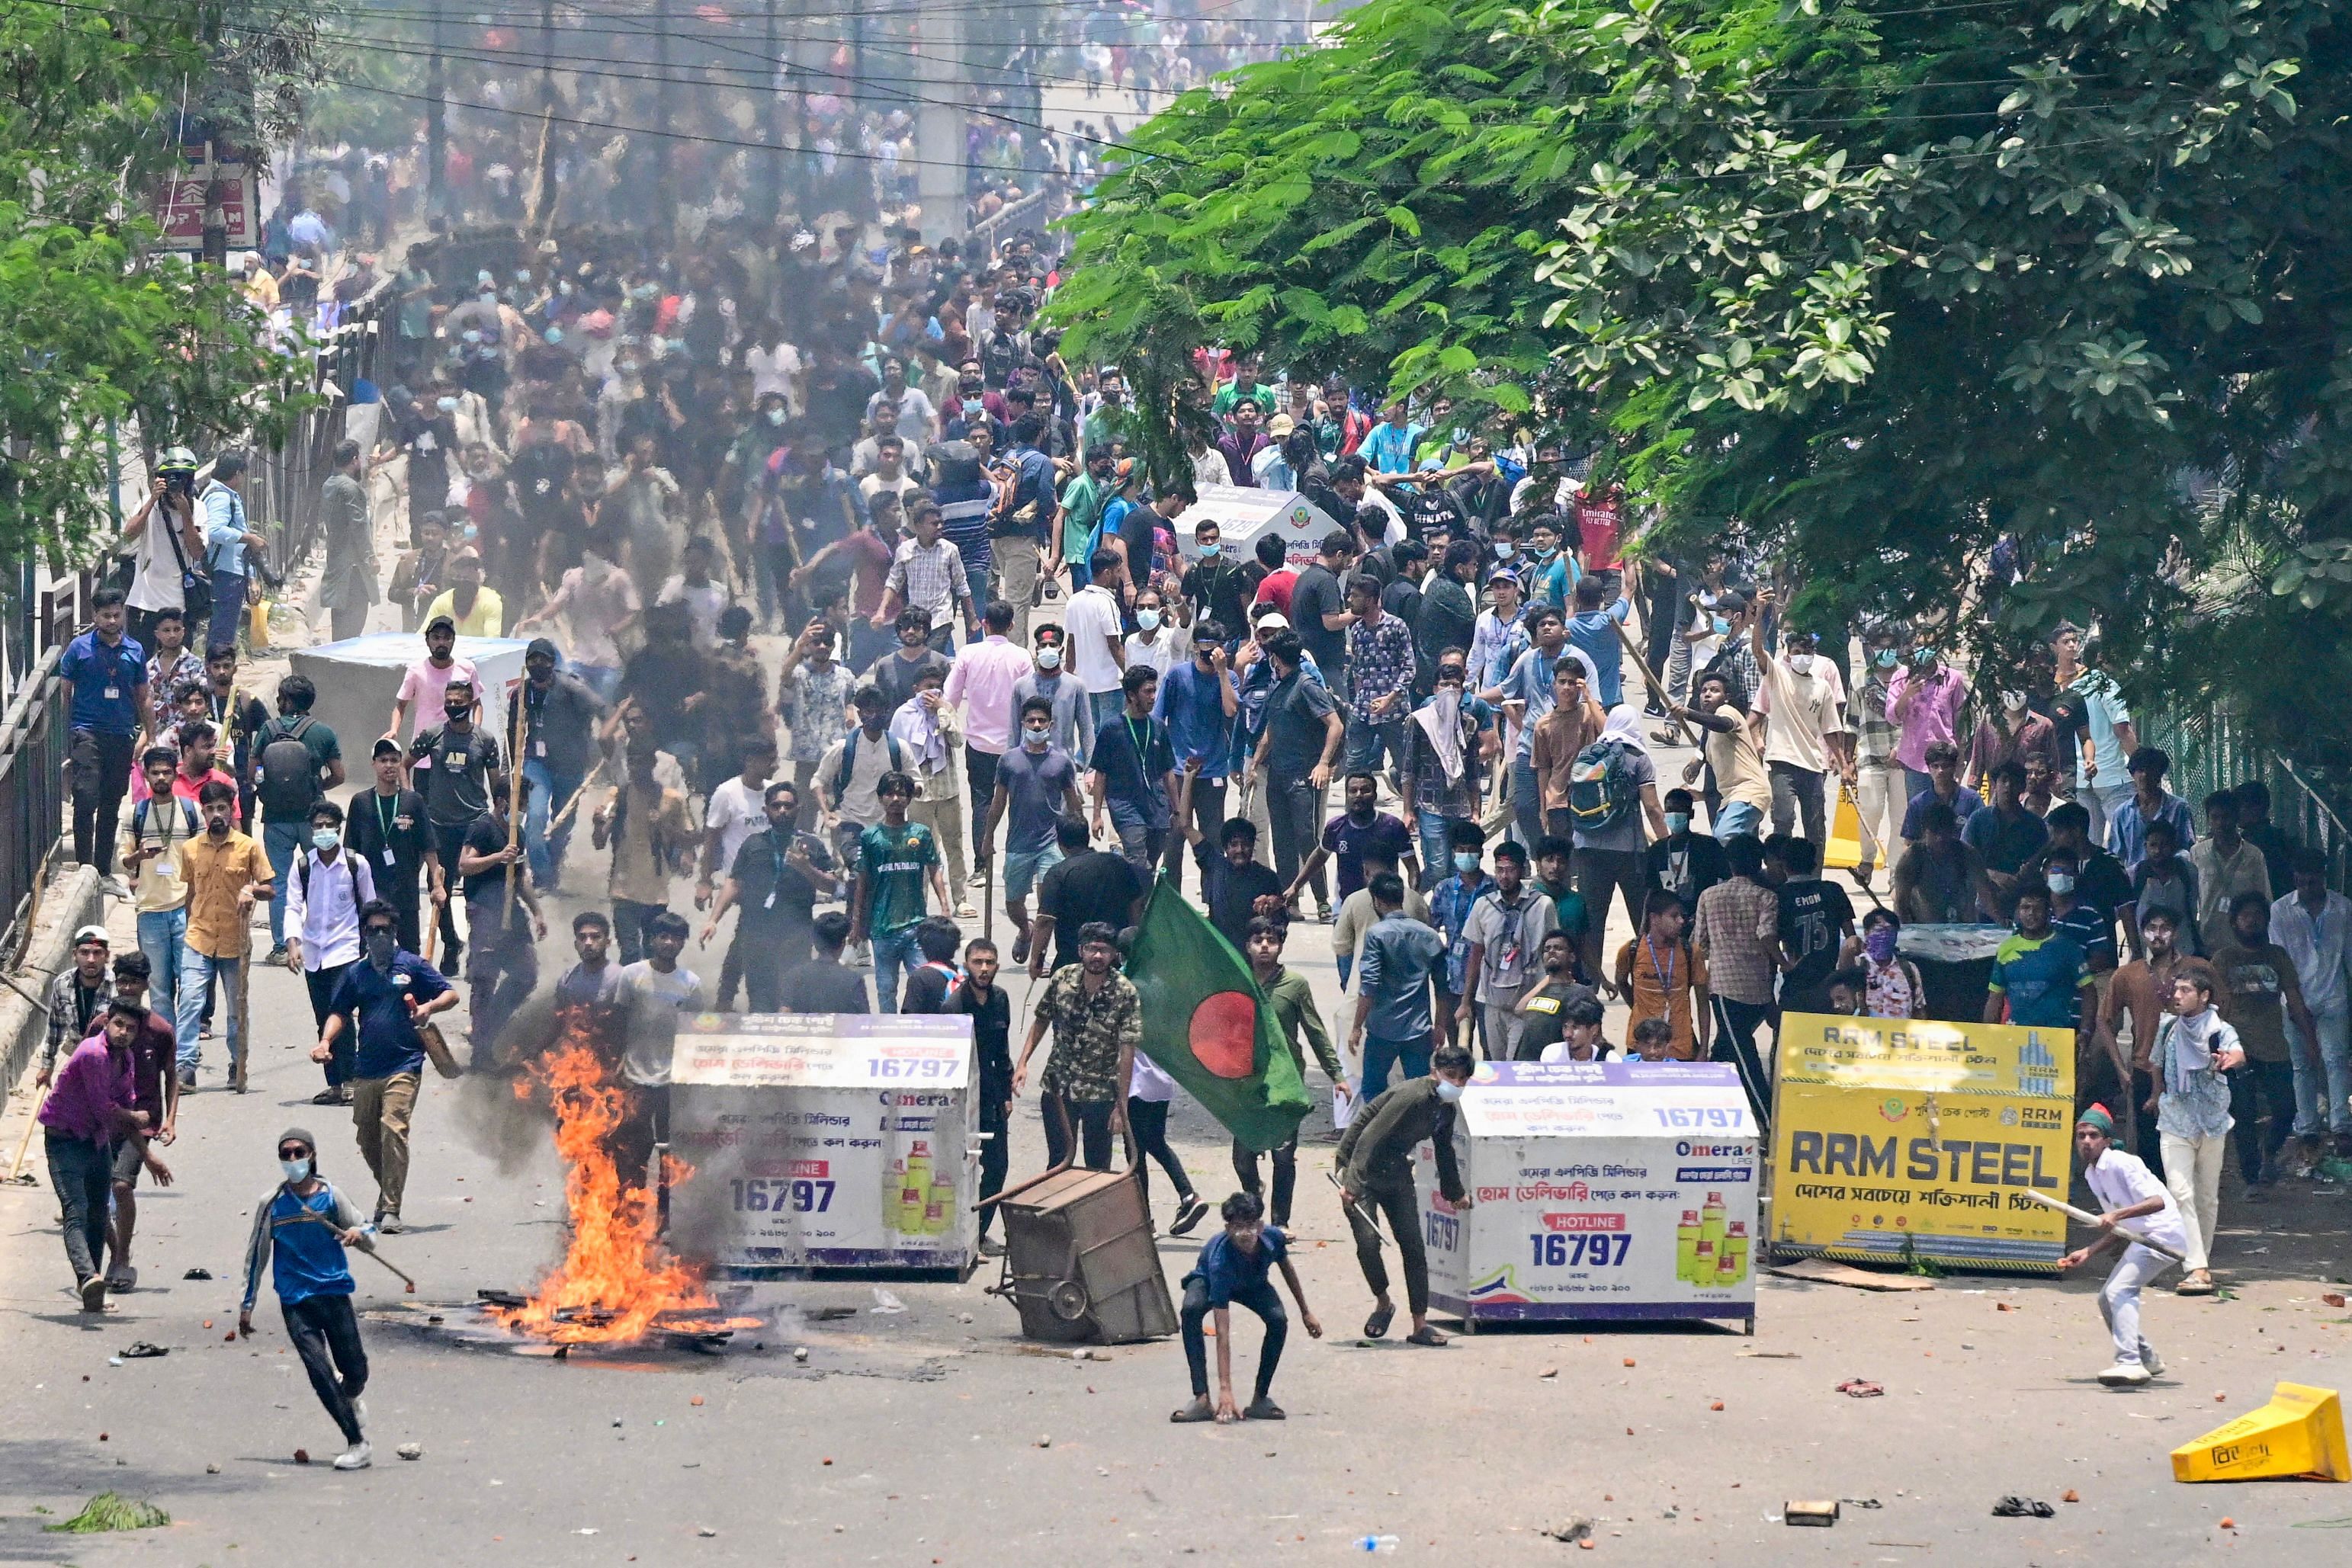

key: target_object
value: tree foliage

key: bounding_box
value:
[1,0,317,567]
[1054,0,2352,771]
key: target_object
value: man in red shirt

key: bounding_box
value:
[1249,534,1297,618]
[1575,480,1627,606]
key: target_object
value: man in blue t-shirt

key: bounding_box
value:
[1565,578,1633,708]
[312,899,457,1231]
[1987,880,2095,1060]
[1089,664,1180,877]
[1152,627,1237,894]
[59,587,149,883]
[1170,1191,1323,1424]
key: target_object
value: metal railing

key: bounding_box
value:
[2142,704,2352,885]
[0,581,85,964]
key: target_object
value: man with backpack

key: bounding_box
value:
[817,686,908,869]
[1567,707,1670,986]
[1529,659,1609,842]
[253,675,345,965]
[284,800,378,1105]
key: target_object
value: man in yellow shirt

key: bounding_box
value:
[419,547,503,636]
[175,778,274,1092]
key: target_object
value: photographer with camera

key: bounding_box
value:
[123,447,207,654]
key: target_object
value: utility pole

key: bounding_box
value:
[426,0,448,221]
[530,0,556,227]
[655,0,675,235]
[761,0,781,227]
[913,0,966,247]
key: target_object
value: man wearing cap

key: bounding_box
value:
[37,926,114,1089]
[517,638,605,892]
[238,1124,382,1470]
[2060,1102,2187,1385]
[384,615,478,752]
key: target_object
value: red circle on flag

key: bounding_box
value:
[1189,992,1258,1079]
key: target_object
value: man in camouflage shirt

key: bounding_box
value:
[1013,920,1141,1173]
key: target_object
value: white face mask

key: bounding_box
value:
[1036,647,1062,672]
[1787,653,1814,675]
[1434,1079,1465,1103]
[2001,690,2030,712]
[281,1157,312,1182]
[1022,723,1049,750]
[1137,608,1161,631]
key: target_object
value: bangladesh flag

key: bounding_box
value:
[1124,879,1311,1153]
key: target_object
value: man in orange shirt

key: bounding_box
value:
[175,778,274,1092]
[1529,659,1609,842]
[1613,890,1711,1060]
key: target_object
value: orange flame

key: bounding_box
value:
[491,1042,755,1345]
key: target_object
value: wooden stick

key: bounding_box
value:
[276,1210,419,1291]
[502,681,526,925]
[544,758,608,837]
[8,1084,49,1182]
[233,926,251,1094]
[1609,612,1702,748]
[2020,1187,2190,1264]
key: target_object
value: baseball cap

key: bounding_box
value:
[73,925,110,947]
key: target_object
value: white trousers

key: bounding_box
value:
[2098,1243,2171,1364]
[2158,1127,2226,1271]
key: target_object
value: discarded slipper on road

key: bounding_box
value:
[119,1342,168,1359]
[1835,1378,1885,1398]
[1991,1496,2056,1518]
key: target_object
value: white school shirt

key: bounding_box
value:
[2081,1147,2189,1253]
[284,849,379,970]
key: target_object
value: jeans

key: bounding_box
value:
[1346,1175,1429,1316]
[2081,780,2132,852]
[176,950,243,1076]
[283,1293,368,1445]
[612,896,663,966]
[1044,1092,1115,1172]
[871,925,921,1013]
[2099,1244,2171,1366]
[1768,762,1827,846]
[1511,754,1543,851]
[1266,781,1324,906]
[207,572,248,652]
[1903,767,1935,811]
[263,818,303,949]
[522,757,586,888]
[431,822,469,968]
[46,1131,112,1284]
[2230,1060,2298,1182]
[1360,1032,1432,1099]
[136,908,187,1024]
[2288,1004,2352,1137]
[1343,713,1408,778]
[1182,1276,1287,1401]
[1710,996,1775,1133]
[1087,688,1125,739]
[1713,800,1763,841]
[1126,1096,1195,1210]
[1234,1131,1300,1227]
[2159,1127,2225,1271]
[353,1071,420,1218]
[1413,807,1452,891]
[1110,818,1166,880]
[68,729,136,874]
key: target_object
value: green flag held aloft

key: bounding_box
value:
[1124,879,1311,1153]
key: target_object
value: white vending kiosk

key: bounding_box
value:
[667,1013,977,1275]
[1413,1061,1759,1331]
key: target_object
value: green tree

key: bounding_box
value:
[0,0,318,567]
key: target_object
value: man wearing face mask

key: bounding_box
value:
[1885,640,1970,806]
[1180,521,1263,643]
[1153,621,1237,892]
[1966,683,2057,792]
[313,901,457,1237]
[238,1126,383,1470]
[1747,594,1848,847]
[409,675,500,972]
[284,801,377,1105]
[1643,786,1731,915]
[1336,1041,1474,1346]
[1011,624,1090,764]
[980,699,1089,967]
[1849,625,1907,889]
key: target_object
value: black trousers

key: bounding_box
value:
[738,919,810,1012]
[612,896,663,965]
[383,887,422,958]
[306,963,354,1087]
[1233,1131,1299,1227]
[1266,781,1325,907]
[1163,778,1227,894]
[1182,1276,1287,1401]
[2232,1060,2298,1183]
[1711,996,1775,1134]
[1346,1175,1429,1316]
[431,822,469,967]
[965,746,1001,851]
[69,729,136,874]
[1044,1092,1115,1172]
[1126,1097,1195,1210]
[282,1292,368,1445]
[2130,1067,2165,1178]
[611,1082,671,1197]
[977,1088,1011,1237]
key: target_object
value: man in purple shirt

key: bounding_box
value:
[40,1000,165,1310]
[1216,402,1272,489]
[1885,642,1969,803]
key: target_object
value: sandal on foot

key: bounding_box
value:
[1170,1398,1217,1424]
[1363,1305,1394,1339]
[1405,1326,1449,1347]
[1242,1400,1286,1420]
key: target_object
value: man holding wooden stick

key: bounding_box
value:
[2058,1103,2190,1387]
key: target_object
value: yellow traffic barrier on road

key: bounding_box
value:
[2171,1382,2350,1483]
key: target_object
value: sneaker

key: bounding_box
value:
[78,1275,107,1312]
[2139,1342,2164,1378]
[1169,1196,1211,1236]
[332,1441,373,1470]
[977,1235,1006,1258]
[377,1214,406,1236]
[312,1087,344,1105]
[100,874,130,900]
[2097,1361,2151,1386]
[265,944,290,965]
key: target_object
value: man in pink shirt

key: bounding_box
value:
[943,598,1038,870]
[383,615,478,777]
[1885,642,1969,803]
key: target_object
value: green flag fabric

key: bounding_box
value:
[1124,878,1311,1153]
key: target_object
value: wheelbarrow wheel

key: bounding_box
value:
[1048,1279,1090,1322]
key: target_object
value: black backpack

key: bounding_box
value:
[255,716,323,820]
[833,729,905,803]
